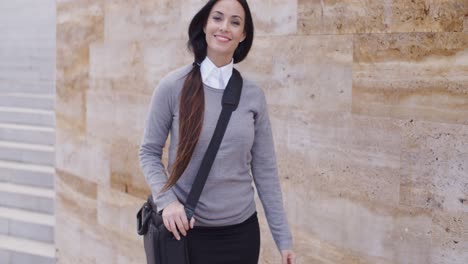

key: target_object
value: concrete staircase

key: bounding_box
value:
[0,93,55,264]
[1,1,57,262]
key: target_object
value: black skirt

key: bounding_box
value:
[187,212,260,264]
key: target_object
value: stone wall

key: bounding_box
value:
[56,0,468,263]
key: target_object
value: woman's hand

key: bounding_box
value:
[281,249,296,264]
[162,200,195,240]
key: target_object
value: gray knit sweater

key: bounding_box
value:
[139,64,292,250]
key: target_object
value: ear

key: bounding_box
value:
[240,31,246,43]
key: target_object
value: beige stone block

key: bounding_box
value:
[266,110,402,261]
[239,35,353,113]
[57,218,146,263]
[298,0,387,34]
[353,32,468,125]
[464,15,468,32]
[284,181,395,262]
[399,120,468,212]
[104,0,184,41]
[109,139,150,199]
[392,206,432,263]
[97,187,143,240]
[56,88,86,134]
[431,210,468,263]
[273,35,352,112]
[249,0,297,36]
[89,41,146,88]
[297,112,401,207]
[390,0,466,33]
[237,38,276,94]
[266,111,403,261]
[89,40,191,95]
[141,40,192,92]
[117,253,147,264]
[55,215,84,263]
[85,89,148,144]
[57,0,105,64]
[56,129,111,185]
[101,231,144,263]
[180,0,207,29]
[299,0,466,34]
[57,201,146,263]
[84,89,151,197]
[57,251,90,264]
[57,0,105,134]
[290,223,397,264]
[82,240,116,264]
[56,170,98,223]
[268,105,291,151]
[80,222,145,263]
[399,149,435,210]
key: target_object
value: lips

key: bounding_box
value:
[214,34,232,42]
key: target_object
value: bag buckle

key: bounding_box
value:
[184,206,194,221]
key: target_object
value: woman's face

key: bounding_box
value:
[204,0,246,63]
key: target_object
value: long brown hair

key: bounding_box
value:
[162,0,254,192]
[162,65,204,191]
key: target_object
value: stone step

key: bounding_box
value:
[0,141,54,166]
[0,51,54,60]
[0,93,54,110]
[0,40,54,48]
[0,106,54,127]
[0,160,54,188]
[0,182,54,214]
[0,234,55,264]
[0,206,54,243]
[0,71,54,83]
[0,123,54,146]
[0,82,55,93]
[0,57,54,68]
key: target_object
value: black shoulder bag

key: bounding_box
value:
[136,69,243,264]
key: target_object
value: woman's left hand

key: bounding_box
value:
[281,249,296,264]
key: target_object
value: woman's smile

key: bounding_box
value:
[214,34,232,42]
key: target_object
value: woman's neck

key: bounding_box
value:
[206,53,232,68]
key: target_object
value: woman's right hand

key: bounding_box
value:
[162,200,195,240]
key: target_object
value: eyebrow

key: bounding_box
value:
[212,10,243,20]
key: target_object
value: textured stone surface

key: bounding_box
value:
[56,0,468,263]
[400,120,468,212]
[56,0,105,135]
[353,32,468,125]
[238,35,353,113]
[299,0,467,34]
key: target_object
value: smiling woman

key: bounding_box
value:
[139,0,295,263]
[203,1,247,66]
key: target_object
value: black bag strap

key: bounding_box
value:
[184,68,243,220]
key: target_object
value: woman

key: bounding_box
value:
[139,0,296,263]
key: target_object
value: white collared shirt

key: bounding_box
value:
[200,57,233,90]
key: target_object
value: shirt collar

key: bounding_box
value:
[200,57,233,89]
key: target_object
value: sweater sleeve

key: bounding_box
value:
[139,78,178,211]
[251,89,293,251]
